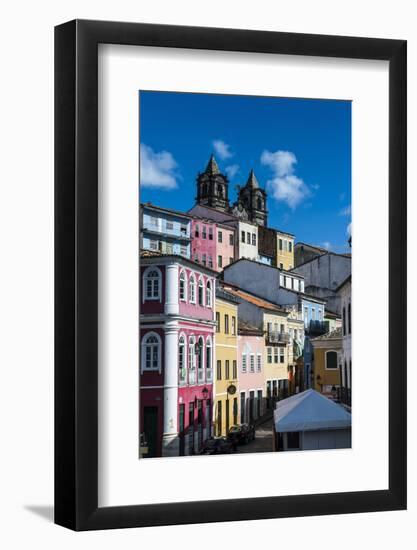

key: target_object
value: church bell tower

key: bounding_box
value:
[237,170,268,227]
[196,154,230,211]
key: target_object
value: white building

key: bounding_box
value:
[336,275,352,408]
[223,258,305,306]
[273,389,351,451]
[235,220,258,261]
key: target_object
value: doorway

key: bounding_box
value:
[143,406,158,457]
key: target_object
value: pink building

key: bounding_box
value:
[191,218,235,272]
[140,251,216,457]
[237,322,266,424]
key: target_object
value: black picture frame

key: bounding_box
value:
[55,19,407,531]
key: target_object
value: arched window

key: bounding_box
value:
[141,332,161,372]
[189,274,196,303]
[202,183,208,196]
[325,350,338,370]
[178,334,187,384]
[206,337,212,371]
[218,185,223,198]
[197,336,204,370]
[198,277,204,306]
[206,280,212,307]
[188,336,196,370]
[143,267,162,301]
[179,270,187,301]
[257,197,262,210]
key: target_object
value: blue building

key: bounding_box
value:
[140,203,192,258]
[300,297,326,389]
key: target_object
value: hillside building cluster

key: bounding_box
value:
[140,155,352,457]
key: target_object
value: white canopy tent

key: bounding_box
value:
[274,389,351,433]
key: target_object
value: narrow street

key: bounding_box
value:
[236,417,274,454]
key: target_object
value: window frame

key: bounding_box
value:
[141,331,162,373]
[189,274,196,304]
[179,269,187,302]
[198,277,205,306]
[325,350,339,370]
[142,266,162,302]
[224,314,229,334]
[242,353,247,373]
[206,280,212,307]
[256,354,262,372]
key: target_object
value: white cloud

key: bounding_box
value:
[225,164,239,179]
[140,144,178,189]
[347,222,352,236]
[339,204,351,216]
[212,139,233,160]
[261,150,311,209]
[321,241,332,251]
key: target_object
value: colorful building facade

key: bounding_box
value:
[337,275,352,408]
[310,327,343,399]
[141,203,192,258]
[276,230,295,270]
[191,218,235,272]
[140,252,216,457]
[214,288,239,436]
[286,306,305,394]
[238,322,266,424]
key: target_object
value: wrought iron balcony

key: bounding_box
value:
[266,330,290,344]
[197,369,205,383]
[206,369,213,383]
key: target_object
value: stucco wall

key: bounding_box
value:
[302,428,351,450]
[293,253,351,291]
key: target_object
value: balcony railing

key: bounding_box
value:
[178,368,213,386]
[266,331,290,344]
[179,368,187,386]
[188,369,196,385]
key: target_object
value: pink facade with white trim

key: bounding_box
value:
[140,256,216,457]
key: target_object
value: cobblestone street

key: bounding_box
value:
[236,417,274,454]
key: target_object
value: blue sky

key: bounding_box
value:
[139,91,351,252]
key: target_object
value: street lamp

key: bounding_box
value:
[202,386,209,399]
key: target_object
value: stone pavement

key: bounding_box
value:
[236,417,274,454]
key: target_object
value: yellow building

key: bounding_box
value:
[276,231,295,271]
[264,308,290,405]
[214,288,239,436]
[310,327,343,399]
[285,306,305,394]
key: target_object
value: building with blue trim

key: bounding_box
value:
[140,203,192,258]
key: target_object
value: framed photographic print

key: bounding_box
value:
[55,20,406,530]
